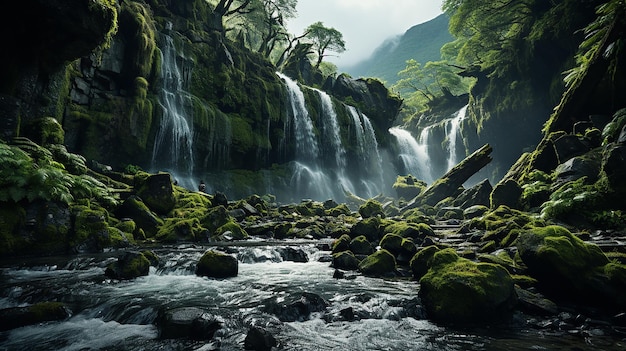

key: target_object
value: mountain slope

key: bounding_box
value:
[344,13,452,85]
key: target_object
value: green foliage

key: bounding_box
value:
[304,21,346,68]
[393,59,473,117]
[0,142,74,204]
[562,0,626,87]
[540,177,598,219]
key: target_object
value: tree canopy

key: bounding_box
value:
[304,21,346,68]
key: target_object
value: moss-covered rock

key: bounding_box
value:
[0,301,71,332]
[358,249,397,277]
[409,245,441,280]
[383,221,434,242]
[516,225,626,308]
[332,250,360,271]
[115,195,163,237]
[214,220,249,240]
[358,199,385,218]
[392,175,426,200]
[136,173,176,215]
[196,250,238,278]
[419,248,517,323]
[349,235,373,255]
[331,234,352,254]
[105,251,151,280]
[350,216,382,242]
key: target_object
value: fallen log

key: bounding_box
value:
[401,144,493,210]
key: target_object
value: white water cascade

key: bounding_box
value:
[445,104,468,171]
[312,88,346,170]
[389,104,469,184]
[346,105,384,196]
[151,28,195,188]
[389,127,434,184]
[277,72,319,162]
[275,72,387,201]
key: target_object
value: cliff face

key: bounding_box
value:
[0,0,402,197]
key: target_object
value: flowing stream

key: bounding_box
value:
[1,244,623,351]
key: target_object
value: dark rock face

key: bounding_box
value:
[326,74,402,142]
[1,0,117,122]
[262,292,329,322]
[244,326,277,351]
[157,307,222,340]
[136,173,176,215]
[105,251,151,280]
[0,302,71,332]
[195,250,238,278]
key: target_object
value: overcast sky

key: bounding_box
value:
[286,0,445,69]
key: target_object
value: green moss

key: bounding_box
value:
[419,249,516,323]
[358,199,385,218]
[358,249,397,276]
[157,217,205,242]
[214,220,248,240]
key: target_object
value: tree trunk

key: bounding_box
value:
[401,144,493,210]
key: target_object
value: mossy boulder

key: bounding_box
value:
[0,301,71,331]
[358,199,385,218]
[23,117,65,146]
[196,250,238,278]
[214,220,248,240]
[332,234,352,254]
[157,217,206,242]
[136,173,176,215]
[383,221,434,242]
[115,195,163,237]
[419,248,517,323]
[490,179,522,209]
[332,250,360,271]
[350,216,382,242]
[349,235,373,255]
[105,251,151,280]
[516,225,626,308]
[410,245,441,280]
[358,249,396,277]
[392,175,426,200]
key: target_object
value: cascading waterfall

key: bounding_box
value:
[275,72,386,201]
[389,127,434,184]
[312,88,346,170]
[276,72,319,162]
[151,27,195,188]
[346,105,384,196]
[445,104,468,171]
[388,104,469,184]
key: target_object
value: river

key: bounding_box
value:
[1,242,624,350]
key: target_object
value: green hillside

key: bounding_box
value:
[344,13,452,85]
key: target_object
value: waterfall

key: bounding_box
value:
[151,30,195,187]
[346,105,384,197]
[276,72,319,162]
[389,127,433,184]
[388,104,469,184]
[312,88,346,169]
[445,104,468,171]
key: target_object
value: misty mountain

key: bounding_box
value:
[343,13,452,85]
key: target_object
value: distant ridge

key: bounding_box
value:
[343,13,452,85]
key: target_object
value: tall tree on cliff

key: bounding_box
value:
[304,21,346,68]
[254,0,297,58]
[211,0,255,32]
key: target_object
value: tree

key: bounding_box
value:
[212,0,255,29]
[254,0,297,58]
[304,21,346,68]
[392,59,473,118]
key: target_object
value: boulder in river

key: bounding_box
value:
[196,250,238,278]
[419,248,517,324]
